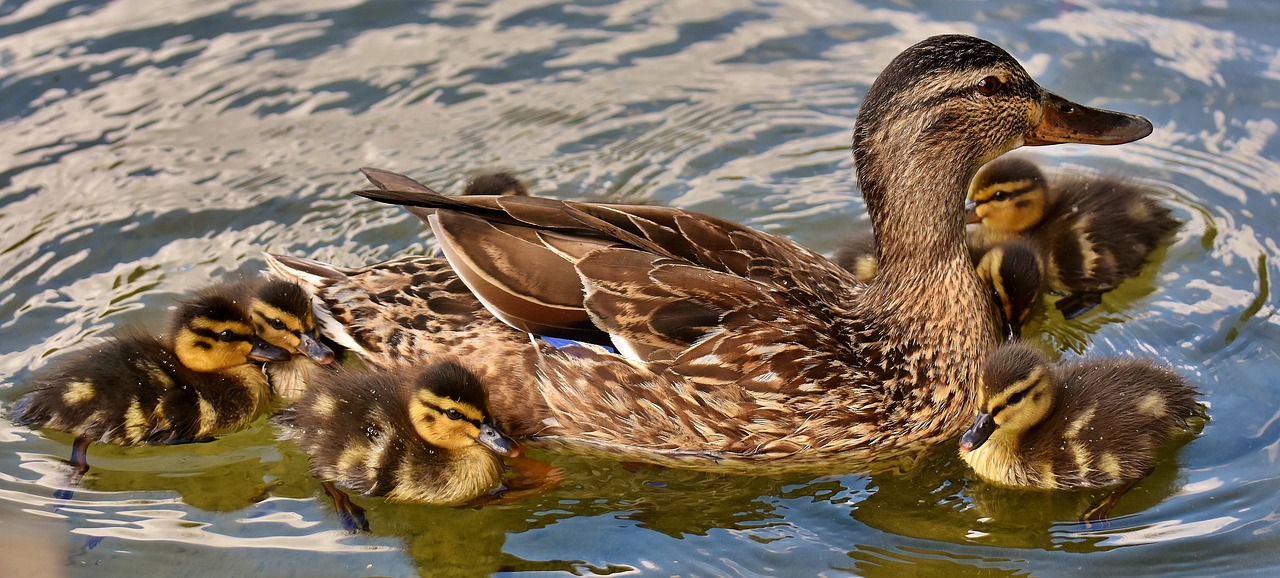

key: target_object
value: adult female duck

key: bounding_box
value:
[314,35,1153,469]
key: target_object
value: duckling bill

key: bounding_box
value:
[276,361,517,532]
[11,285,291,483]
[960,342,1201,522]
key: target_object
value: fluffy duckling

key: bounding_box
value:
[967,156,1180,318]
[246,278,336,401]
[11,286,292,482]
[276,360,518,532]
[959,342,1201,521]
[975,239,1046,341]
[831,231,879,283]
[463,171,529,197]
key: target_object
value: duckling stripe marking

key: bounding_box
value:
[61,381,96,405]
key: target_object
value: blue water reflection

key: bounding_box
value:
[2,1,1279,576]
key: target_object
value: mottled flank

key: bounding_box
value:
[961,342,1201,490]
[275,361,512,504]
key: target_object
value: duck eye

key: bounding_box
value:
[991,190,1012,202]
[1007,388,1028,405]
[444,408,464,421]
[977,76,1002,96]
[270,318,286,330]
[218,330,235,341]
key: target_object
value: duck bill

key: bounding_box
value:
[1025,91,1153,146]
[248,338,292,363]
[959,411,996,452]
[299,331,336,364]
[965,199,981,224]
[477,423,519,457]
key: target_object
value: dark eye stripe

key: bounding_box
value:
[190,327,251,342]
[974,182,1039,206]
[420,400,482,428]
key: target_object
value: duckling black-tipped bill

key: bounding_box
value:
[960,411,996,452]
[299,331,336,364]
[1025,92,1153,146]
[248,338,292,363]
[477,423,518,457]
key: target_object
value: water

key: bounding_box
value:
[2,0,1279,576]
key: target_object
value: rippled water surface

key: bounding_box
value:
[3,0,1279,576]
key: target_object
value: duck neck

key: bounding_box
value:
[865,155,984,307]
[853,138,1000,435]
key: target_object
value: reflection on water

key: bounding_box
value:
[3,0,1280,576]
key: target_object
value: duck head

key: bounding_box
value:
[172,291,292,373]
[407,360,518,457]
[250,280,335,364]
[960,342,1057,452]
[852,35,1151,238]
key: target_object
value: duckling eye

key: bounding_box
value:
[1007,388,1029,406]
[444,408,464,421]
[991,190,1013,202]
[270,318,286,331]
[977,76,1003,97]
[218,330,235,341]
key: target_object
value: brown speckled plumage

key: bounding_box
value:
[275,35,1153,471]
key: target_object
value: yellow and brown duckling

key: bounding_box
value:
[275,360,518,531]
[246,278,336,401]
[959,342,1201,521]
[967,156,1181,319]
[831,231,879,283]
[975,239,1046,341]
[463,171,529,197]
[10,285,292,483]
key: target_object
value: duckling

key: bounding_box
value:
[975,239,1046,341]
[463,171,529,197]
[959,342,1201,521]
[10,286,292,483]
[246,278,337,401]
[275,360,518,532]
[967,156,1180,319]
[831,231,879,283]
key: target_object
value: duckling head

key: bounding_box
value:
[250,280,335,364]
[975,239,1046,340]
[406,361,518,457]
[966,157,1050,237]
[463,171,528,197]
[960,343,1056,453]
[172,291,292,373]
[851,35,1150,253]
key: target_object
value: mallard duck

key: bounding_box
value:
[275,360,518,531]
[10,285,292,483]
[959,342,1201,521]
[975,239,1046,340]
[278,35,1152,470]
[244,278,337,401]
[966,155,1180,318]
